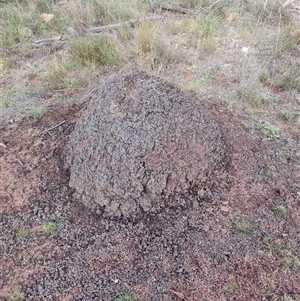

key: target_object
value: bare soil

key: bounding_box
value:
[1,76,299,300]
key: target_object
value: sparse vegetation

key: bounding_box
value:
[40,221,58,235]
[233,217,253,235]
[261,237,300,270]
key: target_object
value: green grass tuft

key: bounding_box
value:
[40,221,58,235]
[222,274,238,295]
[69,36,122,68]
[273,205,287,218]
[264,167,276,181]
[259,122,280,138]
[234,217,253,235]
[15,227,28,242]
[110,292,136,301]
[8,289,25,301]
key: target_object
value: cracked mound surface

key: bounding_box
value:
[66,70,225,217]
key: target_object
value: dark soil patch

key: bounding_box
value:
[1,81,300,301]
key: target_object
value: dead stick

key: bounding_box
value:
[90,15,163,33]
[159,3,189,14]
[32,35,63,46]
[42,120,66,134]
[208,0,225,10]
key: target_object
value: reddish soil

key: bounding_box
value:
[1,90,300,300]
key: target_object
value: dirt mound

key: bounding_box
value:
[66,70,226,217]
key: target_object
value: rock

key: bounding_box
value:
[226,12,239,22]
[41,13,55,23]
[66,69,225,217]
[220,205,229,212]
[66,27,77,37]
[19,27,33,37]
[242,47,249,54]
[292,29,300,43]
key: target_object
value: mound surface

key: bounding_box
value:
[66,70,225,216]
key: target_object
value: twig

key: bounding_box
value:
[90,15,163,33]
[32,35,63,46]
[283,0,295,8]
[159,2,189,14]
[42,120,66,134]
[169,289,185,300]
[79,87,98,104]
[208,0,225,10]
[148,0,154,11]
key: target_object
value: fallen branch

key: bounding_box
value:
[159,2,189,14]
[90,15,163,33]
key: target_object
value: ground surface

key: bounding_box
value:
[1,83,300,300]
[1,1,300,300]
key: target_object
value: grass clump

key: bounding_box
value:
[258,272,276,289]
[25,104,46,122]
[0,88,15,109]
[259,122,280,138]
[15,227,28,242]
[8,289,25,301]
[264,167,276,181]
[134,20,180,71]
[273,204,287,218]
[134,20,163,58]
[110,292,135,301]
[274,66,300,92]
[40,221,58,235]
[222,274,238,295]
[233,217,253,235]
[69,36,121,68]
[43,58,78,90]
